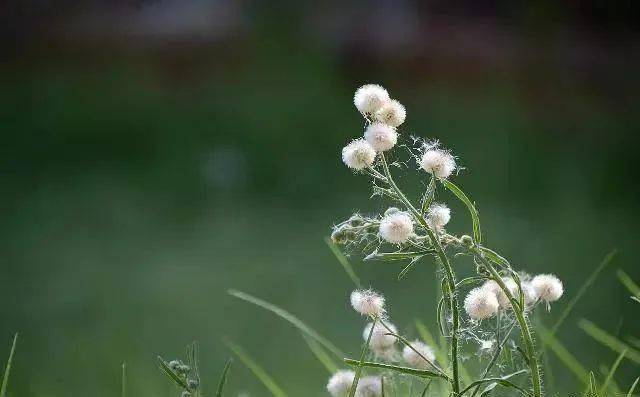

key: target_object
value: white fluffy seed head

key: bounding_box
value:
[327,370,355,397]
[342,139,377,170]
[354,84,390,115]
[426,203,451,230]
[483,278,519,308]
[375,99,406,127]
[530,274,564,303]
[379,211,414,244]
[464,287,499,320]
[363,322,397,350]
[402,340,436,369]
[364,123,398,152]
[355,376,382,397]
[350,289,385,317]
[522,282,539,306]
[420,149,456,179]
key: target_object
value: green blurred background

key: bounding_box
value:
[1,1,639,396]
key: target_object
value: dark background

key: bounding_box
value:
[1,1,639,396]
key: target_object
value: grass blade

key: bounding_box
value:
[459,370,528,396]
[215,358,233,397]
[228,289,346,359]
[578,319,640,364]
[0,333,18,397]
[420,176,436,217]
[600,349,626,394]
[301,333,338,373]
[617,269,640,299]
[537,324,590,385]
[627,377,639,397]
[440,179,482,243]
[325,237,361,288]
[224,339,287,397]
[157,356,188,389]
[343,359,446,380]
[549,250,617,336]
[348,318,376,397]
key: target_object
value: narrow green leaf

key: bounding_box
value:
[600,349,626,394]
[479,247,510,268]
[348,318,377,397]
[215,358,233,397]
[617,269,640,298]
[186,342,200,387]
[365,251,432,261]
[456,277,485,288]
[579,319,640,364]
[343,359,446,380]
[598,364,621,395]
[549,250,617,337]
[228,289,346,359]
[1,333,18,397]
[325,237,362,289]
[537,324,590,385]
[397,256,423,280]
[440,179,482,243]
[301,333,338,373]
[627,377,639,397]
[588,372,598,393]
[157,356,188,389]
[459,370,528,396]
[224,339,287,397]
[420,176,436,217]
[436,297,446,336]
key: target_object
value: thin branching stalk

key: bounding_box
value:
[379,152,461,395]
[472,250,543,397]
[378,319,449,380]
[349,317,377,397]
[469,321,517,397]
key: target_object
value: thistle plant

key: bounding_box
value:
[329,84,569,397]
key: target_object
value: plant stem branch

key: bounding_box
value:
[379,153,461,395]
[472,250,543,397]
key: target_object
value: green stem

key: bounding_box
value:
[472,250,543,397]
[349,317,377,397]
[379,153,461,395]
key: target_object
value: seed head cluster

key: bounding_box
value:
[350,289,385,317]
[379,210,414,244]
[327,84,566,396]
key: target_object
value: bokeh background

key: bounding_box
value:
[1,1,639,396]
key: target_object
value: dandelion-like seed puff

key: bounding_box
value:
[363,321,397,350]
[402,340,436,369]
[530,274,564,303]
[464,287,499,320]
[426,203,451,230]
[379,211,414,244]
[342,139,377,170]
[350,289,386,317]
[375,99,406,127]
[354,84,390,115]
[365,123,398,152]
[327,370,355,397]
[420,149,456,179]
[355,376,383,397]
